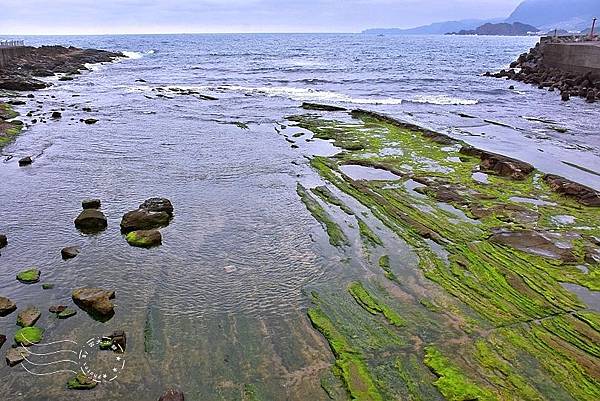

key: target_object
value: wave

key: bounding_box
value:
[123,50,155,59]
[408,95,479,106]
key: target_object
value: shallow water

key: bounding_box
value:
[1,33,599,400]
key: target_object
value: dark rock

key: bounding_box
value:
[561,91,570,101]
[0,297,17,317]
[104,330,127,352]
[82,107,92,112]
[17,306,41,327]
[586,89,596,103]
[460,146,534,180]
[49,305,67,314]
[74,209,107,233]
[27,94,35,98]
[58,76,74,81]
[84,118,98,124]
[543,174,600,207]
[7,100,26,106]
[301,102,347,112]
[490,229,577,263]
[0,76,48,91]
[120,209,170,233]
[140,197,174,216]
[41,283,54,290]
[5,347,29,367]
[72,287,115,320]
[18,156,33,166]
[82,198,101,209]
[159,389,185,401]
[51,111,62,119]
[0,335,5,349]
[61,246,80,260]
[0,234,6,249]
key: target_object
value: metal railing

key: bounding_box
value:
[0,40,25,48]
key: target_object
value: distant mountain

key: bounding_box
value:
[449,22,539,36]
[506,0,599,31]
[362,19,502,35]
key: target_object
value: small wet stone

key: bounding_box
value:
[5,346,29,367]
[49,305,67,314]
[61,246,80,260]
[74,209,107,233]
[67,373,97,390]
[17,306,41,327]
[58,308,77,319]
[18,156,33,167]
[42,283,54,290]
[0,297,17,316]
[0,234,7,248]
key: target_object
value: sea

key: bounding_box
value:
[0,33,598,400]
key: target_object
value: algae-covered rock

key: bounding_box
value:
[0,297,17,316]
[58,308,77,319]
[120,208,170,233]
[158,388,185,401]
[41,283,54,290]
[544,174,600,207]
[67,373,97,390]
[72,287,115,320]
[126,229,162,248]
[16,268,40,284]
[5,346,29,366]
[17,306,41,327]
[14,326,44,345]
[74,209,107,233]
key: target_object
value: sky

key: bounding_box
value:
[0,0,524,35]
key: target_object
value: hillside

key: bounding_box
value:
[507,0,599,31]
[449,22,539,36]
[362,19,500,35]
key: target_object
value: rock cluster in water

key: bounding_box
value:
[0,45,123,91]
[486,40,600,103]
[121,197,173,248]
[74,199,107,234]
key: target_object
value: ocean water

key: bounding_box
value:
[0,34,599,400]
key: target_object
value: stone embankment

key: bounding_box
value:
[486,36,600,102]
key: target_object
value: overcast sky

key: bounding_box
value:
[1,0,524,35]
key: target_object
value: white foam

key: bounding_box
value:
[122,51,144,59]
[409,95,478,106]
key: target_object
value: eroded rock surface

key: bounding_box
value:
[72,288,115,320]
[490,229,578,262]
[544,174,600,207]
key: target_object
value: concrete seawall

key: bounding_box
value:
[541,41,600,77]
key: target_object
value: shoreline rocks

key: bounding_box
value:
[543,174,600,207]
[460,146,534,180]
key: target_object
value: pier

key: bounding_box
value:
[0,40,27,68]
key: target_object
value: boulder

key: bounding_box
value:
[82,198,101,209]
[0,297,17,316]
[159,389,185,401]
[72,287,115,320]
[14,327,44,346]
[140,198,174,216]
[120,209,170,233]
[61,246,80,260]
[74,209,107,233]
[67,373,97,390]
[544,174,600,207]
[17,306,41,327]
[0,234,6,248]
[18,156,33,167]
[126,230,162,248]
[17,268,40,284]
[5,347,29,367]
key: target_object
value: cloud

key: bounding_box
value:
[0,0,524,34]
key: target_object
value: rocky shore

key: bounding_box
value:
[486,37,600,102]
[0,45,123,91]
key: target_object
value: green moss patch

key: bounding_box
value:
[14,326,44,345]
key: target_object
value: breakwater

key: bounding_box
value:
[541,38,600,76]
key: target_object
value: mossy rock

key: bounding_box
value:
[16,269,40,284]
[67,373,97,390]
[58,308,77,319]
[126,229,162,248]
[14,327,44,345]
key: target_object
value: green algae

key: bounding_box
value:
[348,282,404,327]
[14,326,44,345]
[16,268,41,284]
[58,308,77,319]
[424,346,497,401]
[357,218,383,248]
[378,255,399,283]
[66,373,97,390]
[297,183,349,247]
[291,109,600,401]
[0,103,23,149]
[312,186,355,215]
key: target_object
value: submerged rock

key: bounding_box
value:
[61,246,80,260]
[16,268,41,284]
[490,229,577,263]
[543,174,600,207]
[5,346,29,366]
[14,327,44,346]
[126,229,162,248]
[301,102,347,112]
[67,373,97,390]
[0,297,17,316]
[74,209,107,233]
[58,308,77,319]
[18,156,33,167]
[0,335,5,349]
[121,208,170,233]
[82,198,101,209]
[0,234,7,248]
[72,287,115,320]
[159,389,185,401]
[17,306,41,327]
[49,305,67,314]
